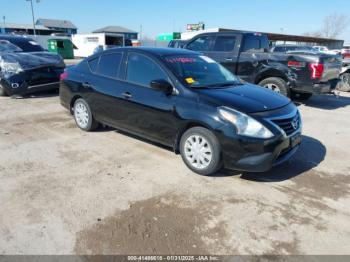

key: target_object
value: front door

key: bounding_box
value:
[117,52,181,145]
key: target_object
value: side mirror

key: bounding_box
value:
[150,79,173,95]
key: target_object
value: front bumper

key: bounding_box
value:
[217,130,301,172]
[0,67,63,96]
[290,79,339,94]
[215,104,302,173]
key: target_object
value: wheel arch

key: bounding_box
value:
[69,95,83,114]
[255,69,289,84]
[173,121,215,154]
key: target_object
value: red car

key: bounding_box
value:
[341,49,350,59]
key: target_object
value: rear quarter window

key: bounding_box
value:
[88,57,99,72]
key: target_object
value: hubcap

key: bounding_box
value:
[184,135,212,169]
[265,83,281,93]
[74,102,89,128]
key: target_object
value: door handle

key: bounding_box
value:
[225,58,233,61]
[122,92,132,99]
[82,82,92,88]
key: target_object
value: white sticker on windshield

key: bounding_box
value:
[200,55,216,63]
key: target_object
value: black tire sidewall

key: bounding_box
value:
[180,127,222,176]
[73,98,96,131]
[259,77,290,97]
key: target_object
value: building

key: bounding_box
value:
[0,22,52,35]
[93,26,138,41]
[36,18,78,35]
[181,28,344,49]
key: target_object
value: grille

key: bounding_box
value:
[271,113,300,136]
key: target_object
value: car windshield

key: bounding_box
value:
[163,54,240,88]
[0,40,23,52]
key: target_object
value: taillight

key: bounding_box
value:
[309,63,324,79]
[60,71,68,81]
[288,61,304,68]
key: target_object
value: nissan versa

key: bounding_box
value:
[60,47,302,175]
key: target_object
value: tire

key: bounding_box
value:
[258,77,290,97]
[73,98,99,131]
[179,127,222,176]
[0,83,8,97]
[337,73,350,92]
[292,92,313,101]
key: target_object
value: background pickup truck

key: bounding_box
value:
[183,32,342,100]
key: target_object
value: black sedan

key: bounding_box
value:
[0,35,65,97]
[60,47,302,175]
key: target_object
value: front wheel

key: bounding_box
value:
[73,98,99,131]
[180,127,222,176]
[258,77,290,97]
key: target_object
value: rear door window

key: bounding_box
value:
[96,53,123,78]
[186,36,214,52]
[213,35,236,52]
[242,34,269,52]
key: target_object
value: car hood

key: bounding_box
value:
[0,51,65,70]
[197,83,291,113]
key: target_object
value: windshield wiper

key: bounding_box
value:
[206,81,242,88]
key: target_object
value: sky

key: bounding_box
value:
[1,0,350,43]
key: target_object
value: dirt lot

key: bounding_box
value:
[0,91,350,255]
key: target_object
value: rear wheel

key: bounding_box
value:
[180,127,222,176]
[0,83,8,97]
[73,98,99,131]
[337,73,350,92]
[258,77,290,97]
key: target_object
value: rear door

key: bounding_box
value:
[236,34,270,83]
[84,52,128,126]
[207,34,240,74]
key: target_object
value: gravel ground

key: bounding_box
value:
[0,91,350,255]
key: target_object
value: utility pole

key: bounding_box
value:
[26,0,38,36]
[139,24,143,40]
[2,16,5,34]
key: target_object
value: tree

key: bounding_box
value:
[321,12,348,38]
[304,12,348,39]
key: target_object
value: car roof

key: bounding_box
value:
[98,47,198,57]
[0,35,35,42]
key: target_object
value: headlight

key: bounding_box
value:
[218,106,274,139]
[0,61,23,78]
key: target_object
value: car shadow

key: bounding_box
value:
[215,135,326,182]
[96,126,326,182]
[296,93,350,110]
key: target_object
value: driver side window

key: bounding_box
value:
[126,53,168,87]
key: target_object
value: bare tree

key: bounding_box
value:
[304,12,348,39]
[321,12,348,38]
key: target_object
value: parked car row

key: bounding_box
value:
[174,32,342,100]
